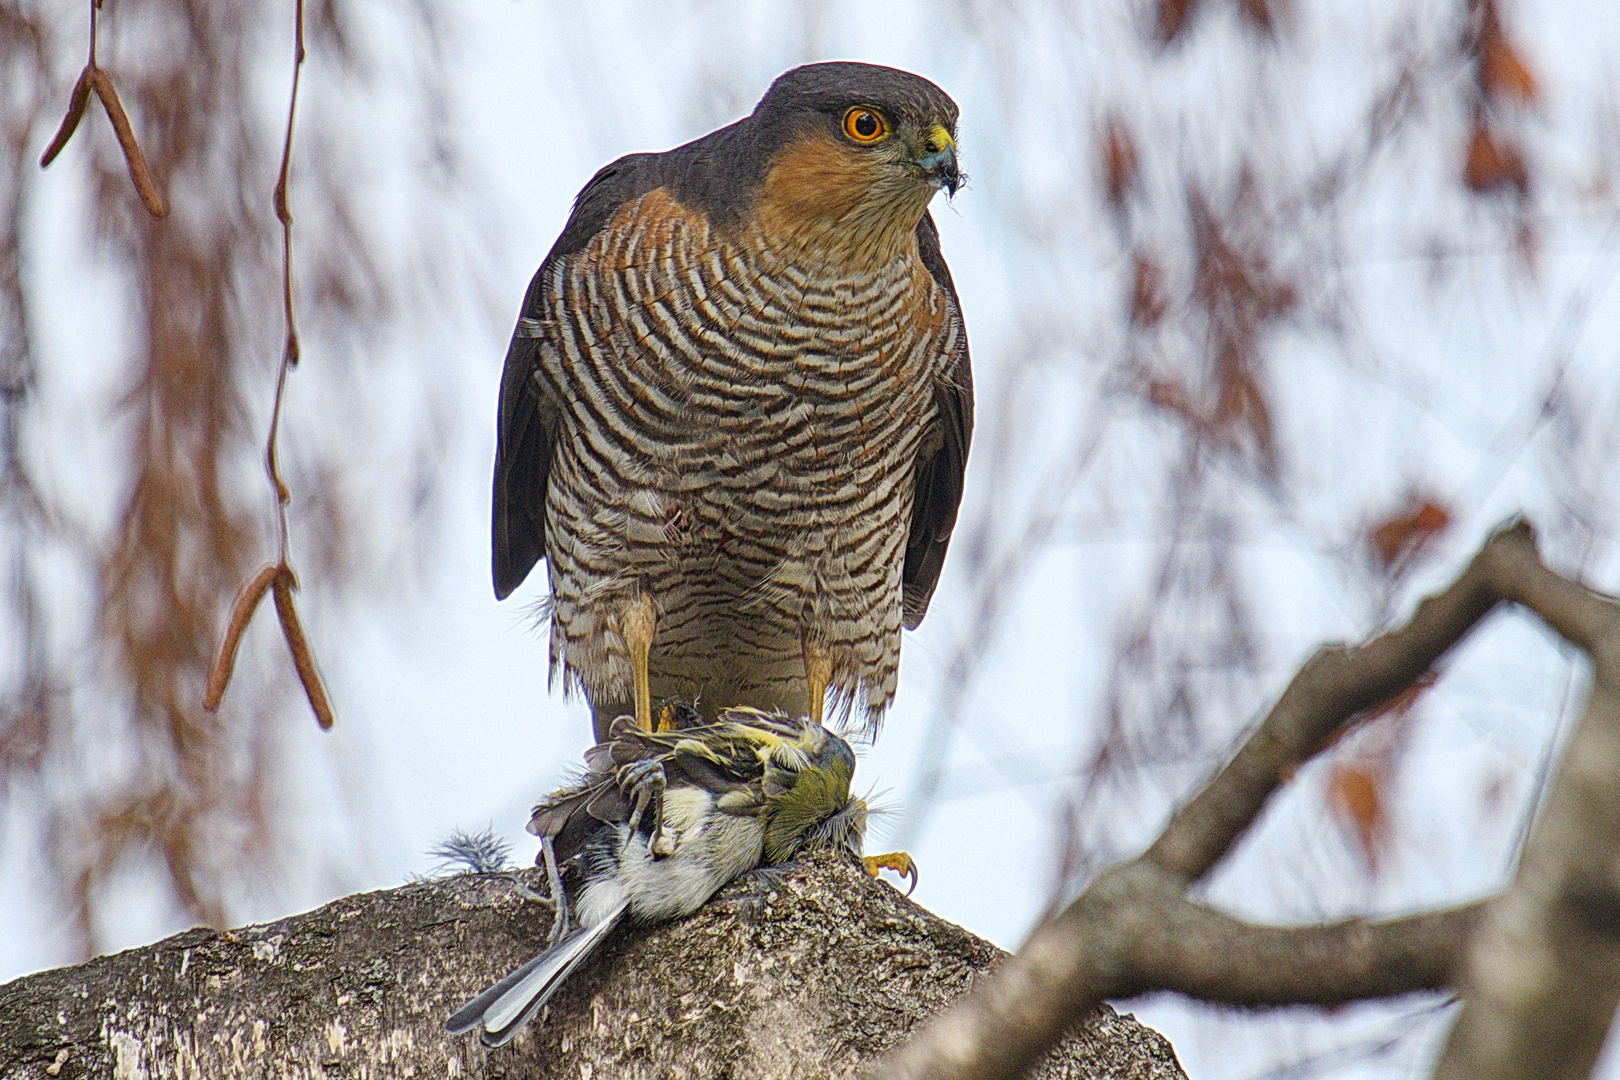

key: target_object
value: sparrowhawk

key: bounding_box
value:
[492,61,973,741]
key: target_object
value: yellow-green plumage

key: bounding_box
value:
[449,707,868,1049]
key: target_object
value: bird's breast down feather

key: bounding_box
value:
[541,190,949,434]
[583,787,767,924]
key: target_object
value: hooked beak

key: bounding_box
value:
[917,124,961,196]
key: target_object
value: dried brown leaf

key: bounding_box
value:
[1156,0,1199,44]
[1101,113,1138,208]
[203,564,280,712]
[1130,252,1168,326]
[39,65,94,169]
[1143,376,1201,432]
[89,68,168,218]
[1235,0,1281,34]
[1481,36,1537,104]
[1368,498,1451,570]
[1463,123,1529,196]
[1213,361,1276,468]
[272,566,335,730]
[1328,763,1386,868]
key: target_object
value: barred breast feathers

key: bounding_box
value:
[529,183,955,720]
[537,186,950,475]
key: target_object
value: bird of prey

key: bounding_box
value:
[492,61,973,740]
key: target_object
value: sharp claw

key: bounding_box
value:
[618,759,673,857]
[649,781,674,856]
[626,787,648,836]
[864,851,918,896]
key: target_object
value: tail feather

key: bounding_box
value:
[446,901,628,1048]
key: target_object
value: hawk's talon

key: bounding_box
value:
[864,851,918,895]
[621,759,674,857]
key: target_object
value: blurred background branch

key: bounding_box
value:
[1,0,468,960]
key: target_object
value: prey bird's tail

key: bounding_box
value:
[446,901,628,1048]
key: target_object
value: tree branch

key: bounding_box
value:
[876,519,1613,1080]
[1124,889,1484,1005]
[0,853,1184,1080]
[1434,529,1620,1080]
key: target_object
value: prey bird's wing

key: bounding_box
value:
[902,211,974,629]
[527,714,779,860]
[612,712,816,821]
[526,723,631,863]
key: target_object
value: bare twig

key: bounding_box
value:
[1147,530,1504,884]
[268,0,306,552]
[272,0,304,377]
[1119,877,1484,1005]
[202,0,331,729]
[875,519,1618,1080]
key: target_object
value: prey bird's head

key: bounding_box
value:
[750,61,961,268]
[739,715,867,865]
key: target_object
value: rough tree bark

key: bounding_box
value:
[0,851,1184,1079]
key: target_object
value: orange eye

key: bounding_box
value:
[842,107,888,143]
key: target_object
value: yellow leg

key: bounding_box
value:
[803,637,832,729]
[864,851,919,895]
[623,595,657,732]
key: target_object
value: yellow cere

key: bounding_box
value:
[923,124,955,156]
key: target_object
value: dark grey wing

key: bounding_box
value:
[526,774,623,866]
[490,154,672,600]
[902,211,974,628]
[491,268,559,600]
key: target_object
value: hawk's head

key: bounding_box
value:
[749,62,961,269]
